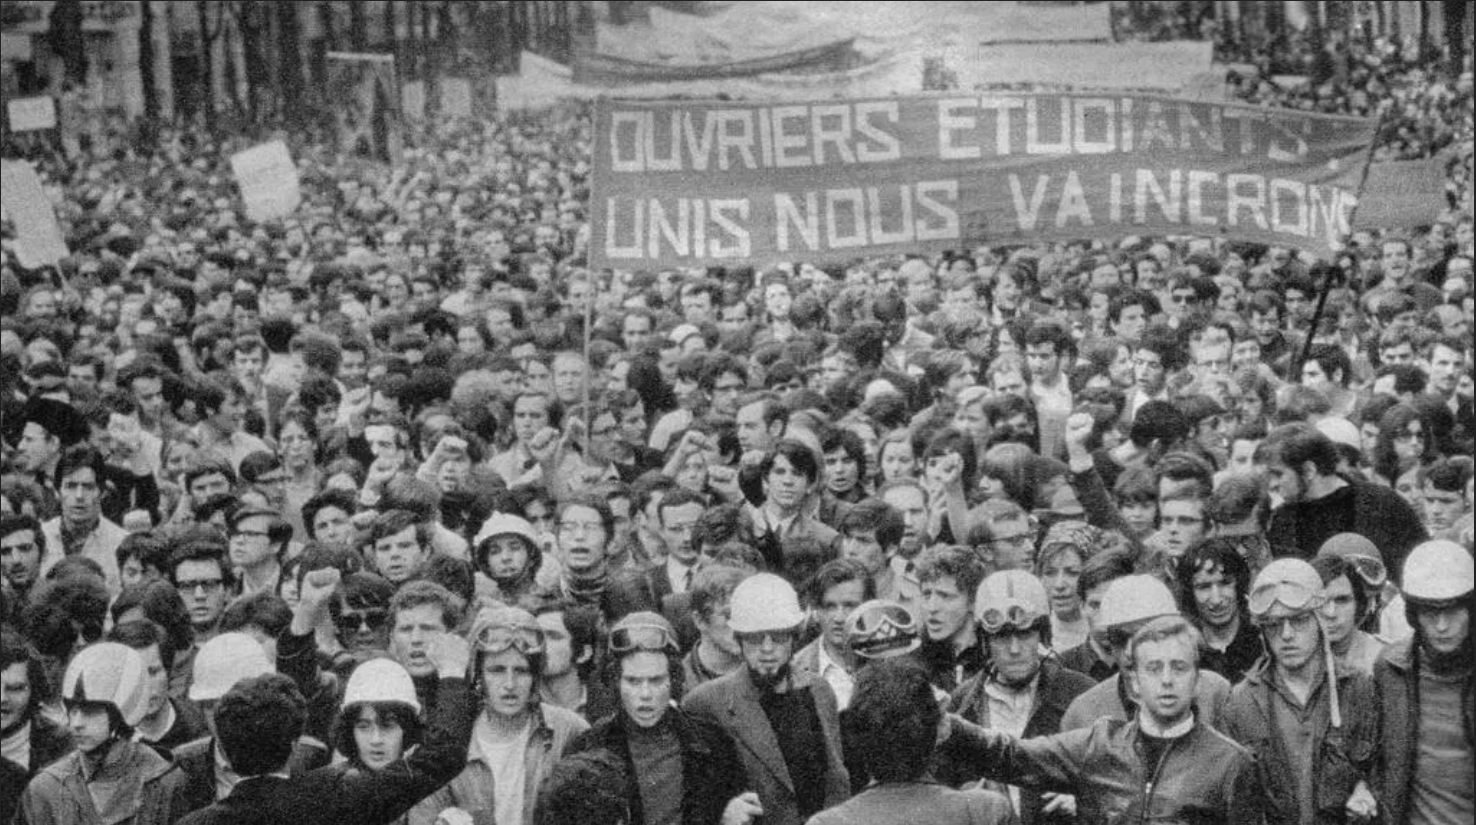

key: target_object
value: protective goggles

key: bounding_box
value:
[1342,555,1387,589]
[1248,579,1323,618]
[609,623,679,655]
[847,603,918,656]
[475,621,546,655]
[977,604,1044,636]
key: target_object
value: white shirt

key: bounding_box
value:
[815,641,856,711]
[41,516,127,593]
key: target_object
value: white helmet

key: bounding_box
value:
[473,513,540,550]
[62,643,150,728]
[728,573,805,634]
[190,632,276,701]
[343,657,421,713]
[974,570,1050,633]
[1403,540,1475,604]
[1097,575,1178,630]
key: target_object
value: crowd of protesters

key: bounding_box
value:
[1,22,1475,825]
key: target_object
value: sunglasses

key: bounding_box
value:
[977,604,1044,636]
[609,623,679,655]
[475,621,545,655]
[334,609,390,634]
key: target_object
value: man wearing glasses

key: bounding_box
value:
[942,570,1095,822]
[411,605,589,825]
[171,538,236,643]
[684,574,850,825]
[1220,559,1379,825]
[227,506,292,597]
[565,611,763,825]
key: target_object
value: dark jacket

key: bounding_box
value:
[941,659,1096,825]
[563,708,749,825]
[175,677,473,825]
[1267,477,1427,571]
[947,713,1264,825]
[1371,638,1476,825]
[1220,657,1378,825]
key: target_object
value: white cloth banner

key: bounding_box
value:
[7,96,55,131]
[401,81,425,120]
[0,160,69,267]
[441,77,473,117]
[229,140,301,222]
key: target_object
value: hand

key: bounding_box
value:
[428,632,472,678]
[1065,412,1094,451]
[298,567,342,611]
[365,456,399,490]
[1041,793,1077,816]
[527,426,561,464]
[1345,781,1377,822]
[708,464,740,500]
[720,792,763,825]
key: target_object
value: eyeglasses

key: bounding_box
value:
[1248,578,1322,617]
[475,620,545,655]
[735,630,796,647]
[177,578,225,593]
[1255,612,1318,635]
[978,604,1044,635]
[334,609,390,634]
[609,623,680,655]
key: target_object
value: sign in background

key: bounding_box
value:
[589,93,1377,268]
[229,140,301,222]
[6,96,56,131]
[0,160,70,268]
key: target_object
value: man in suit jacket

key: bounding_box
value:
[683,574,850,825]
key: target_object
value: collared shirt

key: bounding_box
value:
[815,641,856,711]
[666,557,696,595]
[984,674,1040,813]
[214,739,244,800]
[1267,667,1325,825]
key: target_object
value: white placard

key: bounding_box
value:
[7,96,56,131]
[441,77,472,118]
[229,140,301,222]
[0,160,69,267]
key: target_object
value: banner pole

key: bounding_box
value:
[1295,109,1385,379]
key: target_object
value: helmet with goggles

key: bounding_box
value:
[607,612,681,657]
[974,570,1050,635]
[470,605,546,656]
[1315,533,1388,589]
[845,599,921,660]
[1248,558,1326,620]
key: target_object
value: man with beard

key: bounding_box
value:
[943,570,1095,824]
[1,514,46,612]
[684,573,850,825]
[1259,424,1426,566]
[1220,559,1379,825]
[1372,540,1474,825]
[879,476,933,572]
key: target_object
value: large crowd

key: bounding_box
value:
[0,19,1473,825]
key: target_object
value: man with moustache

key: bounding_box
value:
[684,573,850,825]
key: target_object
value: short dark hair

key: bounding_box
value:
[1311,555,1372,625]
[760,439,820,484]
[115,532,169,577]
[1257,423,1340,476]
[389,579,465,632]
[107,619,175,672]
[332,699,425,766]
[839,499,905,549]
[534,750,631,825]
[0,512,44,555]
[369,508,431,549]
[804,557,876,608]
[54,444,107,490]
[847,658,941,782]
[1076,548,1136,601]
[301,489,357,539]
[0,625,50,719]
[913,545,986,606]
[169,538,235,589]
[688,565,750,622]
[219,592,293,639]
[215,674,307,777]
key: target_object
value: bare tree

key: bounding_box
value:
[140,0,159,119]
[48,0,88,86]
[196,0,224,128]
[350,2,367,51]
[277,2,304,122]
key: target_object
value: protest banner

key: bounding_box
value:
[7,96,56,131]
[401,81,426,120]
[229,140,301,222]
[325,52,403,162]
[440,77,473,117]
[0,160,69,267]
[1354,156,1448,230]
[589,93,1377,269]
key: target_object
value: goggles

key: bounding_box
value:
[1248,578,1323,618]
[1342,554,1387,589]
[609,623,679,655]
[475,620,545,655]
[334,608,389,634]
[977,604,1045,636]
[846,602,918,656]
